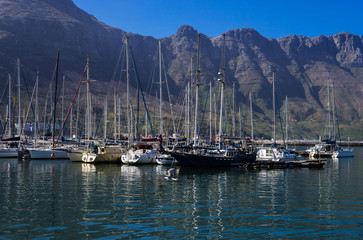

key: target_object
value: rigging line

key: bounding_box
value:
[0,76,9,105]
[223,88,233,135]
[94,109,103,139]
[161,50,176,134]
[22,75,38,140]
[128,43,154,136]
[176,90,187,134]
[333,83,341,144]
[115,44,126,94]
[20,68,36,118]
[275,93,285,146]
[198,85,210,140]
[55,64,87,145]
[146,47,159,96]
[110,42,124,89]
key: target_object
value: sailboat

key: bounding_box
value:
[120,36,157,165]
[22,51,69,160]
[168,34,256,167]
[0,70,19,158]
[256,71,301,162]
[309,82,354,158]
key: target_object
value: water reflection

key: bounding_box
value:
[0,150,363,239]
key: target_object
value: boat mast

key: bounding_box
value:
[250,92,254,140]
[17,58,21,136]
[272,71,276,144]
[114,90,117,139]
[126,36,131,142]
[285,95,288,148]
[331,82,336,141]
[104,96,107,139]
[187,58,192,144]
[118,96,121,138]
[232,81,235,136]
[327,81,331,140]
[62,75,65,138]
[159,40,163,135]
[194,34,200,146]
[239,107,242,137]
[210,81,212,144]
[35,70,39,139]
[187,82,190,144]
[53,50,60,147]
[86,55,91,140]
[8,74,12,138]
[218,33,226,148]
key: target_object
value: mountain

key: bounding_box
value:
[0,0,362,139]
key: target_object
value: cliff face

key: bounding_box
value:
[0,0,362,137]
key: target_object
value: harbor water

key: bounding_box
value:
[1,148,363,239]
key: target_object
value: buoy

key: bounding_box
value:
[51,153,55,158]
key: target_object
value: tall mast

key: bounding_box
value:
[332,82,336,140]
[118,96,121,137]
[17,58,21,136]
[62,75,65,138]
[86,54,91,140]
[218,33,226,148]
[145,111,148,136]
[159,40,163,135]
[35,70,39,139]
[8,74,12,137]
[239,107,242,137]
[272,71,276,143]
[70,106,73,139]
[214,93,217,138]
[53,50,60,147]
[194,34,200,145]
[114,91,117,139]
[187,82,190,144]
[209,82,212,144]
[327,81,331,140]
[126,36,131,142]
[250,92,254,140]
[232,81,235,136]
[104,96,108,139]
[285,95,288,148]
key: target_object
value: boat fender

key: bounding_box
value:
[51,153,55,158]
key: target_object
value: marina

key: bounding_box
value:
[0,1,362,239]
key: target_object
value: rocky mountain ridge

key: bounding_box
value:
[0,0,362,138]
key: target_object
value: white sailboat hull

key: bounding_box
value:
[82,152,123,163]
[0,148,18,158]
[256,147,301,162]
[121,149,157,165]
[68,150,84,162]
[333,149,355,158]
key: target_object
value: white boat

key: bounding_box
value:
[256,146,301,162]
[308,139,336,158]
[155,153,176,165]
[0,147,19,158]
[67,147,85,162]
[121,144,157,165]
[82,141,124,163]
[256,72,300,163]
[332,146,354,158]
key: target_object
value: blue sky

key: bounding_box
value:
[73,0,363,39]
